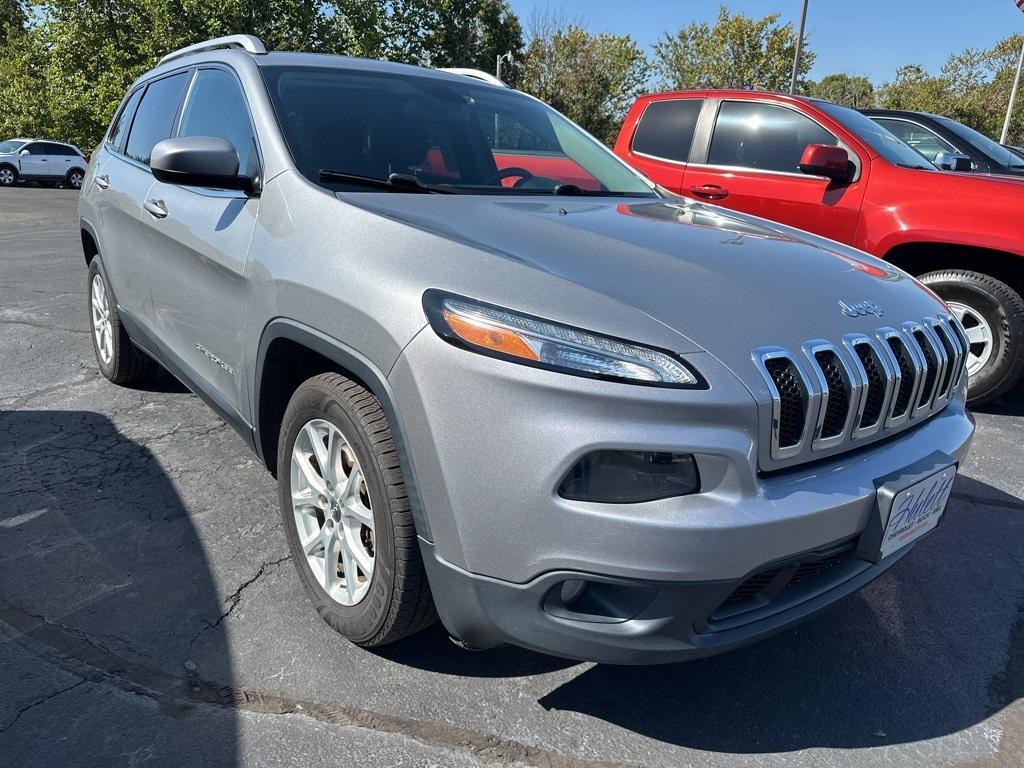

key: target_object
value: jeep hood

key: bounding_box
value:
[338,194,948,386]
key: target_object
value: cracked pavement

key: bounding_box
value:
[1,187,1022,767]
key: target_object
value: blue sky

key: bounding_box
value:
[506,1,1024,84]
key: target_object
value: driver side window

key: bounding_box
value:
[708,101,839,174]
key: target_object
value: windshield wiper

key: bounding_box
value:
[319,170,455,194]
[895,163,932,170]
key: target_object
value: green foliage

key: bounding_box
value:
[518,16,647,145]
[878,35,1024,144]
[0,1,27,45]
[652,5,814,92]
[806,73,875,108]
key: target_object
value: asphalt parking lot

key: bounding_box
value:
[1,186,1023,767]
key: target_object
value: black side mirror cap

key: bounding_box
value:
[151,136,258,195]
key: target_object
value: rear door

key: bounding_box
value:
[91,72,190,328]
[683,99,867,244]
[44,143,77,179]
[141,66,260,422]
[618,97,704,194]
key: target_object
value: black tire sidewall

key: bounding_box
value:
[86,257,120,381]
[0,166,16,185]
[921,271,1023,402]
[277,382,396,644]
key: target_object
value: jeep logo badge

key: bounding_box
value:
[839,299,883,318]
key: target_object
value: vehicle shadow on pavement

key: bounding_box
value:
[537,474,1023,753]
[0,410,238,766]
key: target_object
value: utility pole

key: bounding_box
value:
[1000,37,1024,144]
[789,0,809,95]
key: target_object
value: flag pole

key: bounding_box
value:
[789,0,809,94]
[1000,36,1024,144]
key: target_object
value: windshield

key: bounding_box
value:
[816,102,938,169]
[0,140,26,154]
[260,65,657,197]
[935,117,1024,169]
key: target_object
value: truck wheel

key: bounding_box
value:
[87,256,157,385]
[278,373,436,646]
[0,165,17,186]
[920,269,1024,405]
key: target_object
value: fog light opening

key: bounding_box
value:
[559,578,589,606]
[557,450,699,503]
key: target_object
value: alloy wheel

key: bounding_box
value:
[948,301,994,378]
[90,273,114,365]
[69,172,83,189]
[0,168,14,185]
[290,418,376,606]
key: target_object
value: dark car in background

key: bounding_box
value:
[862,109,1024,177]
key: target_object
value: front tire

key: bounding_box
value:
[919,269,1024,405]
[277,373,436,647]
[87,256,157,385]
[0,165,17,186]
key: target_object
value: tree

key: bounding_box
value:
[0,0,27,45]
[652,5,814,92]
[518,12,646,144]
[807,73,875,108]
[425,0,522,72]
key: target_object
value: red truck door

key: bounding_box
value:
[682,99,866,243]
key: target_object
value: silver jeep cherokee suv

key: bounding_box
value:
[80,36,975,664]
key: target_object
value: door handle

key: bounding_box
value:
[94,175,109,189]
[689,184,729,200]
[144,198,168,219]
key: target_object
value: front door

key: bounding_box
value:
[17,142,47,178]
[141,67,261,423]
[683,100,867,245]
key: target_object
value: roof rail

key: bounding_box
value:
[438,68,508,87]
[158,35,267,66]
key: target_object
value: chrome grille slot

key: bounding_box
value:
[912,329,938,408]
[813,350,849,440]
[754,314,967,469]
[763,357,807,449]
[854,342,885,429]
[885,336,916,418]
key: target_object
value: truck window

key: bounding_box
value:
[708,101,837,174]
[631,99,703,163]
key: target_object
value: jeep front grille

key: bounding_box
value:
[754,313,967,467]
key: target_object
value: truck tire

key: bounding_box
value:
[277,373,437,646]
[919,269,1024,405]
[87,256,158,385]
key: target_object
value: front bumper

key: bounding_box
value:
[390,328,975,663]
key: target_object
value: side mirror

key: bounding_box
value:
[19,149,29,156]
[150,136,257,194]
[798,144,853,182]
[934,152,972,172]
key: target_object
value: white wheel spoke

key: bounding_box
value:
[290,418,375,607]
[965,325,988,344]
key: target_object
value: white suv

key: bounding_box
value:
[0,138,88,189]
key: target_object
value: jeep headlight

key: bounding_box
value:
[424,291,703,388]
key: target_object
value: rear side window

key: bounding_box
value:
[708,101,838,174]
[107,88,143,152]
[631,99,703,162]
[125,72,188,166]
[178,69,259,176]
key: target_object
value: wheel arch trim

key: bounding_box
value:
[253,318,433,541]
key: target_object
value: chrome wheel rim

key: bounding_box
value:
[0,168,13,185]
[90,274,114,365]
[949,301,994,378]
[69,172,83,189]
[290,419,375,606]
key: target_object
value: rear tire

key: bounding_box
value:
[277,373,436,646]
[65,169,84,189]
[87,256,158,386]
[919,269,1024,405]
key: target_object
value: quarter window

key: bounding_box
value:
[178,69,258,176]
[108,88,144,152]
[125,72,188,166]
[708,101,838,174]
[631,99,703,163]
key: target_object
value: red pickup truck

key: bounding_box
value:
[614,90,1024,404]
